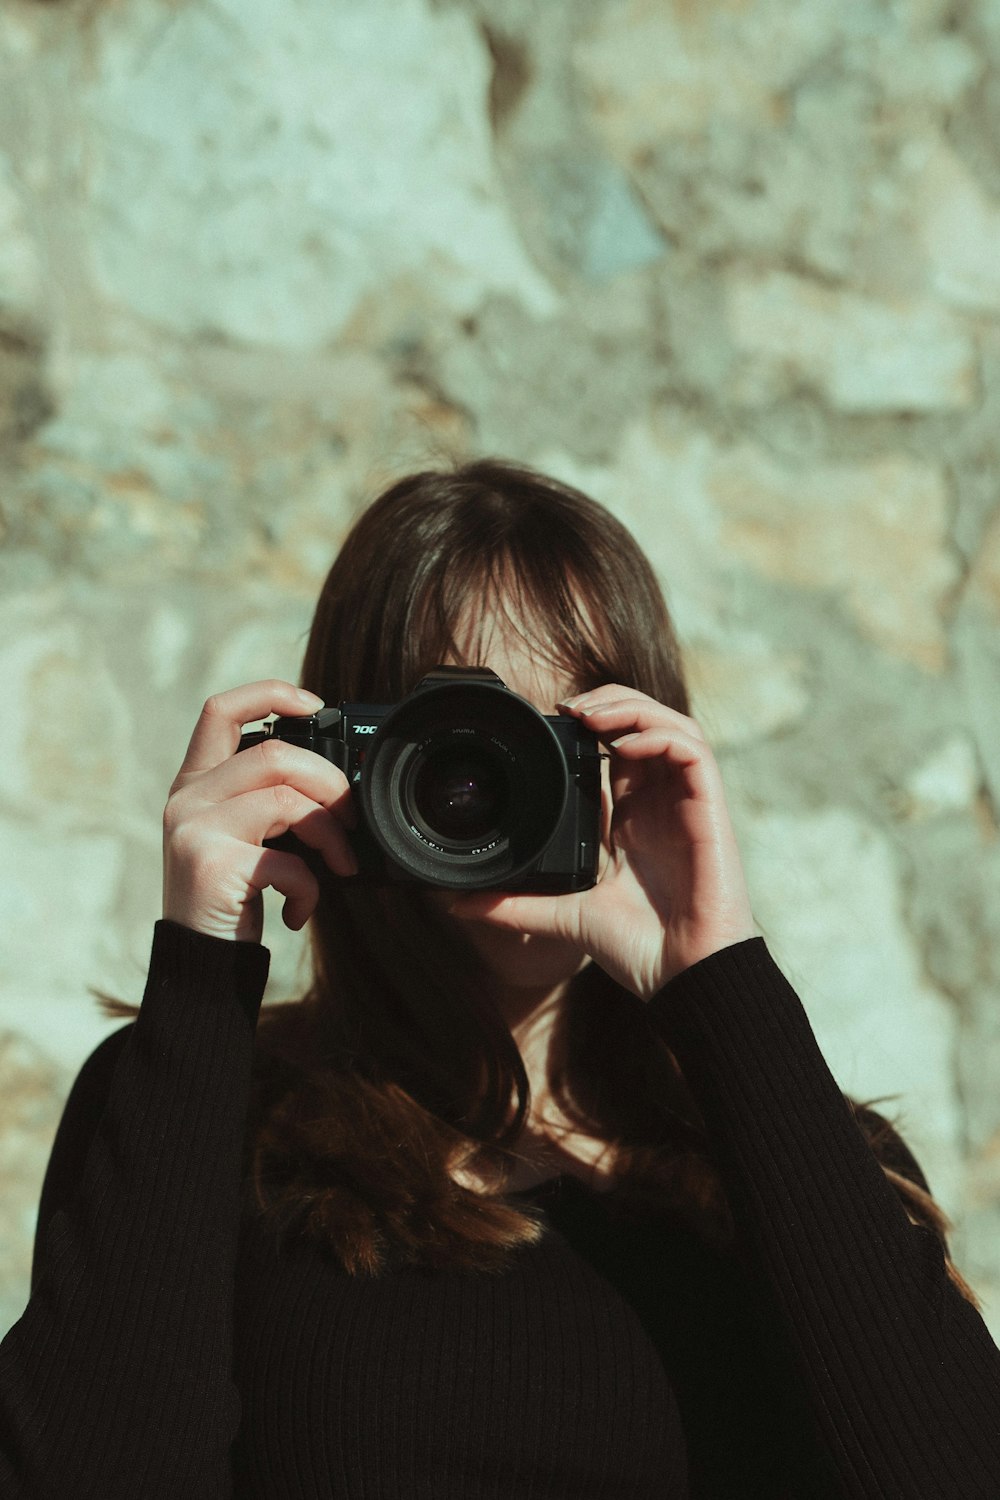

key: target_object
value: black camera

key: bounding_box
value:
[236,666,603,892]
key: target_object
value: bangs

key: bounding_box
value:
[415,538,621,697]
[310,454,689,716]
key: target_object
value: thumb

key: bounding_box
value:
[445,890,568,938]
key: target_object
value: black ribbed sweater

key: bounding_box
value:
[1,922,999,1497]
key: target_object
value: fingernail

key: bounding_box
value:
[297,688,325,707]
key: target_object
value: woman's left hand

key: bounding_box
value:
[445,685,759,1002]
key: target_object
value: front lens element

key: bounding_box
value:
[412,743,508,843]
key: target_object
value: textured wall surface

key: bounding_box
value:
[2,0,999,1342]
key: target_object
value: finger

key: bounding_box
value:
[214,786,360,877]
[178,680,325,777]
[445,889,571,939]
[606,727,724,811]
[560,684,674,713]
[560,687,707,741]
[248,845,322,931]
[558,682,637,705]
[184,736,357,830]
[563,699,704,747]
[607,725,705,766]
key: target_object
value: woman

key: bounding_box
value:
[5,457,999,1498]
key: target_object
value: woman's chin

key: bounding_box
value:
[464,924,589,991]
[420,888,588,991]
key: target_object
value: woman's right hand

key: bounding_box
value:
[162,680,358,944]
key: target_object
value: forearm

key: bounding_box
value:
[0,921,269,1499]
[650,938,1000,1500]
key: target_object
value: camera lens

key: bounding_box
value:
[362,676,569,889]
[411,743,509,844]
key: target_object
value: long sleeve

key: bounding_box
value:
[0,920,270,1500]
[647,936,1000,1500]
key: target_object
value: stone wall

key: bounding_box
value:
[2,0,999,1343]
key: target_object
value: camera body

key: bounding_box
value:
[237,666,603,893]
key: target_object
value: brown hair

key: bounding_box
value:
[99,456,979,1309]
[247,455,715,1272]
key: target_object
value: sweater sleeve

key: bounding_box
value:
[647,936,1000,1500]
[0,919,270,1500]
